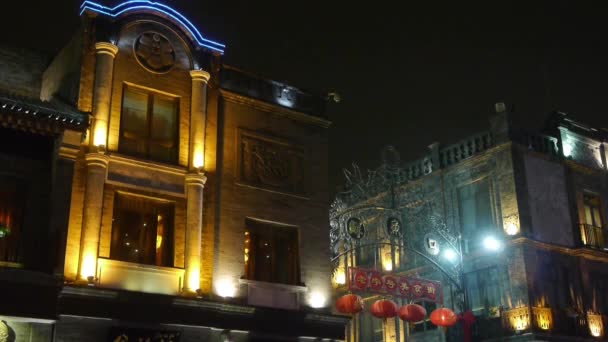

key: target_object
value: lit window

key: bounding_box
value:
[119,86,179,164]
[244,219,300,285]
[110,194,174,267]
[580,193,605,248]
[0,180,25,263]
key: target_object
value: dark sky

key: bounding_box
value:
[2,1,607,192]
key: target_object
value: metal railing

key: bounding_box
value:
[580,224,606,249]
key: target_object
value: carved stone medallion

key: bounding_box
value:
[346,217,365,240]
[134,32,175,73]
[386,217,402,238]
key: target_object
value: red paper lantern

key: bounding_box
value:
[430,307,458,327]
[370,299,398,319]
[335,294,363,314]
[398,304,427,322]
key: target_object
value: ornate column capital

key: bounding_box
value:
[95,42,119,58]
[185,172,207,187]
[84,152,110,168]
[190,70,211,83]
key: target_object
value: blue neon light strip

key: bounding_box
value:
[80,0,225,54]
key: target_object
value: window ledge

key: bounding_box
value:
[107,152,187,175]
[238,278,307,293]
[97,258,184,295]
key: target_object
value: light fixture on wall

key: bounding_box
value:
[309,291,326,308]
[505,222,519,236]
[216,278,236,298]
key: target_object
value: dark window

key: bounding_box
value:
[119,86,179,164]
[458,178,494,253]
[465,266,507,315]
[110,194,174,267]
[244,219,300,285]
[0,179,25,263]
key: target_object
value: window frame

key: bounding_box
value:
[244,219,301,285]
[109,192,175,268]
[118,84,180,164]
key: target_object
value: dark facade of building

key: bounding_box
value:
[330,104,608,341]
[0,1,346,341]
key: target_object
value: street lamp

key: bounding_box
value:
[483,236,502,252]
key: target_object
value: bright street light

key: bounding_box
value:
[443,248,458,262]
[483,236,502,251]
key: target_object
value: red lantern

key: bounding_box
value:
[335,294,363,314]
[370,299,398,319]
[430,307,458,328]
[398,304,427,322]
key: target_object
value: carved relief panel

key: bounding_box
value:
[237,129,306,196]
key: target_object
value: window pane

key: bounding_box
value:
[150,95,178,163]
[244,220,300,285]
[0,180,25,263]
[585,205,594,226]
[110,194,173,267]
[120,88,149,157]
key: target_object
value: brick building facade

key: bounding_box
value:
[330,105,608,341]
[0,1,345,341]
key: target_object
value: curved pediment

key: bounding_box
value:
[80,0,225,54]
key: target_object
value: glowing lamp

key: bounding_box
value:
[80,253,97,280]
[192,152,204,170]
[370,299,398,319]
[335,294,363,315]
[430,308,458,328]
[333,268,346,285]
[588,312,604,337]
[93,122,107,148]
[309,292,326,308]
[483,236,502,251]
[443,248,458,262]
[398,304,427,323]
[215,278,236,298]
[505,222,519,236]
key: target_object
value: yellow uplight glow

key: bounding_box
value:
[80,252,97,280]
[93,122,107,147]
[192,151,204,169]
[187,261,200,291]
[333,268,346,285]
[588,312,604,337]
[503,306,531,331]
[215,278,236,298]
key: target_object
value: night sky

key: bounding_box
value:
[2,0,606,194]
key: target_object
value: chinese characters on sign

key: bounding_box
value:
[348,267,443,304]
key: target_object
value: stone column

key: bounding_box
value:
[90,42,118,148]
[189,70,211,170]
[77,152,109,282]
[183,172,207,295]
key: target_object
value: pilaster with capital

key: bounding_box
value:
[77,152,109,282]
[183,172,207,295]
[90,42,118,148]
[189,70,211,170]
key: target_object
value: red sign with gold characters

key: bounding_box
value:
[347,267,443,304]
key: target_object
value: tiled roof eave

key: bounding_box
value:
[0,96,89,134]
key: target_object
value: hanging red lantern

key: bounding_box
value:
[335,294,363,314]
[370,299,398,319]
[398,304,427,322]
[430,307,458,328]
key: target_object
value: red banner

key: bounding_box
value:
[347,267,443,304]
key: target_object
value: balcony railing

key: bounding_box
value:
[580,224,607,249]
